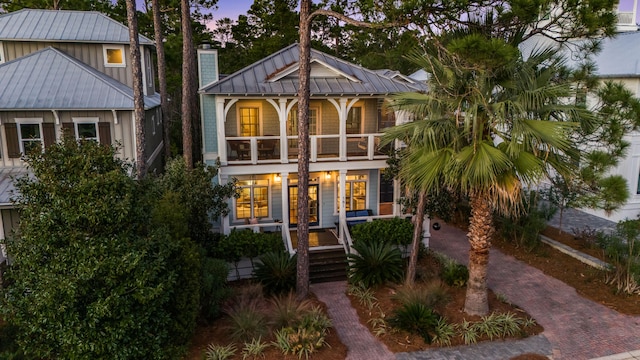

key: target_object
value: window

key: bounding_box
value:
[288,106,319,135]
[337,175,367,211]
[377,100,395,131]
[346,106,362,134]
[103,45,126,67]
[239,107,259,136]
[17,122,43,154]
[72,118,99,142]
[235,180,269,219]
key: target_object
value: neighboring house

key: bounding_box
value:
[197,44,424,253]
[0,9,164,263]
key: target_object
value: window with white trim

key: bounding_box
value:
[16,119,43,154]
[346,106,363,134]
[238,106,260,136]
[288,106,319,135]
[73,118,99,142]
[235,180,269,220]
[337,174,368,211]
[103,45,126,67]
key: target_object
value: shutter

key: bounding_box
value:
[42,123,55,149]
[5,123,20,158]
[62,122,74,139]
[98,122,112,146]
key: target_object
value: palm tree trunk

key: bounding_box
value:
[464,192,493,316]
[181,0,195,168]
[405,189,426,286]
[125,0,147,179]
[151,0,170,161]
[295,0,312,301]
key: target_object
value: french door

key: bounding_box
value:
[289,184,319,227]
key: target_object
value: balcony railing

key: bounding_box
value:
[226,133,389,164]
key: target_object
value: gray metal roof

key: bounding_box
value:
[200,44,424,96]
[0,167,28,206]
[0,9,153,45]
[0,47,160,110]
[592,31,640,78]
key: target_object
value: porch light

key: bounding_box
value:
[274,173,281,183]
[325,171,331,180]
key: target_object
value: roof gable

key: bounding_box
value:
[201,44,424,96]
[0,47,158,110]
[0,9,153,45]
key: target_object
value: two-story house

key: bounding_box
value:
[0,9,164,263]
[198,44,423,254]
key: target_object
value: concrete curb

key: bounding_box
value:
[539,234,609,270]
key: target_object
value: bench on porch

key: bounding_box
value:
[334,209,373,232]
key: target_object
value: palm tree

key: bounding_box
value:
[386,37,588,315]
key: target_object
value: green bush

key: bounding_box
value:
[226,304,269,342]
[204,344,236,360]
[269,292,313,329]
[253,251,297,295]
[389,302,441,344]
[214,229,285,263]
[436,254,469,287]
[392,282,451,309]
[272,309,332,359]
[348,241,404,288]
[351,217,413,246]
[496,191,556,251]
[201,257,232,321]
[597,220,640,295]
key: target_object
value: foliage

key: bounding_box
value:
[571,226,602,249]
[496,191,557,251]
[272,309,331,360]
[348,241,404,288]
[347,283,379,310]
[1,140,200,359]
[200,257,232,321]
[0,321,27,359]
[433,317,455,346]
[392,282,450,309]
[389,302,441,344]
[225,303,269,342]
[204,343,237,360]
[459,320,479,345]
[253,251,297,295]
[241,336,270,360]
[597,220,640,295]
[156,157,237,246]
[269,292,314,329]
[350,217,413,246]
[214,229,285,263]
[435,255,469,287]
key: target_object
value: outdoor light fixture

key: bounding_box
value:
[274,173,281,183]
[325,171,331,179]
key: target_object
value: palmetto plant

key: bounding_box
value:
[347,240,404,288]
[385,32,588,315]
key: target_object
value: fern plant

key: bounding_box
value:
[253,251,297,295]
[348,241,403,288]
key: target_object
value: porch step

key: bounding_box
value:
[309,248,348,283]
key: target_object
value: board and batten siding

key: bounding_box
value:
[2,41,155,94]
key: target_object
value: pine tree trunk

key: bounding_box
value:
[181,0,194,168]
[152,0,170,161]
[125,0,147,179]
[295,0,312,301]
[405,190,426,286]
[464,192,493,316]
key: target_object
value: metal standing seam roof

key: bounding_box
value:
[0,47,160,110]
[591,31,640,78]
[0,167,29,206]
[200,44,426,96]
[0,9,153,45]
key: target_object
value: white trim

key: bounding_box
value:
[268,58,361,83]
[140,46,148,96]
[102,44,126,67]
[15,118,44,155]
[232,178,272,222]
[0,41,4,64]
[236,101,263,136]
[333,171,369,214]
[71,117,99,142]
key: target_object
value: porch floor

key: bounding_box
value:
[290,228,339,248]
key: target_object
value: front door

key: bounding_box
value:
[289,184,319,227]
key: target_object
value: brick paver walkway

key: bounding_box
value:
[427,223,640,359]
[310,281,395,360]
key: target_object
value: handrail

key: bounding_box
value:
[340,219,353,255]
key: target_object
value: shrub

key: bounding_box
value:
[348,241,404,288]
[269,292,314,329]
[392,281,451,309]
[350,217,413,246]
[597,220,640,295]
[438,257,469,287]
[272,306,332,359]
[204,344,237,360]
[389,302,441,343]
[200,257,232,321]
[241,337,270,360]
[433,318,455,346]
[347,283,378,310]
[496,191,556,251]
[214,230,285,263]
[226,304,269,342]
[253,251,297,295]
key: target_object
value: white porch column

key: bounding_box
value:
[0,211,6,264]
[339,98,347,161]
[220,174,231,235]
[422,217,431,248]
[216,98,228,165]
[266,98,297,164]
[338,169,347,242]
[280,172,293,251]
[393,179,402,216]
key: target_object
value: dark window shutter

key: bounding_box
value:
[62,122,74,139]
[98,122,111,146]
[42,123,55,149]
[5,123,20,158]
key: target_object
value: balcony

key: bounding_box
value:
[226,133,389,164]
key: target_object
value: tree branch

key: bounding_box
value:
[309,8,407,28]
